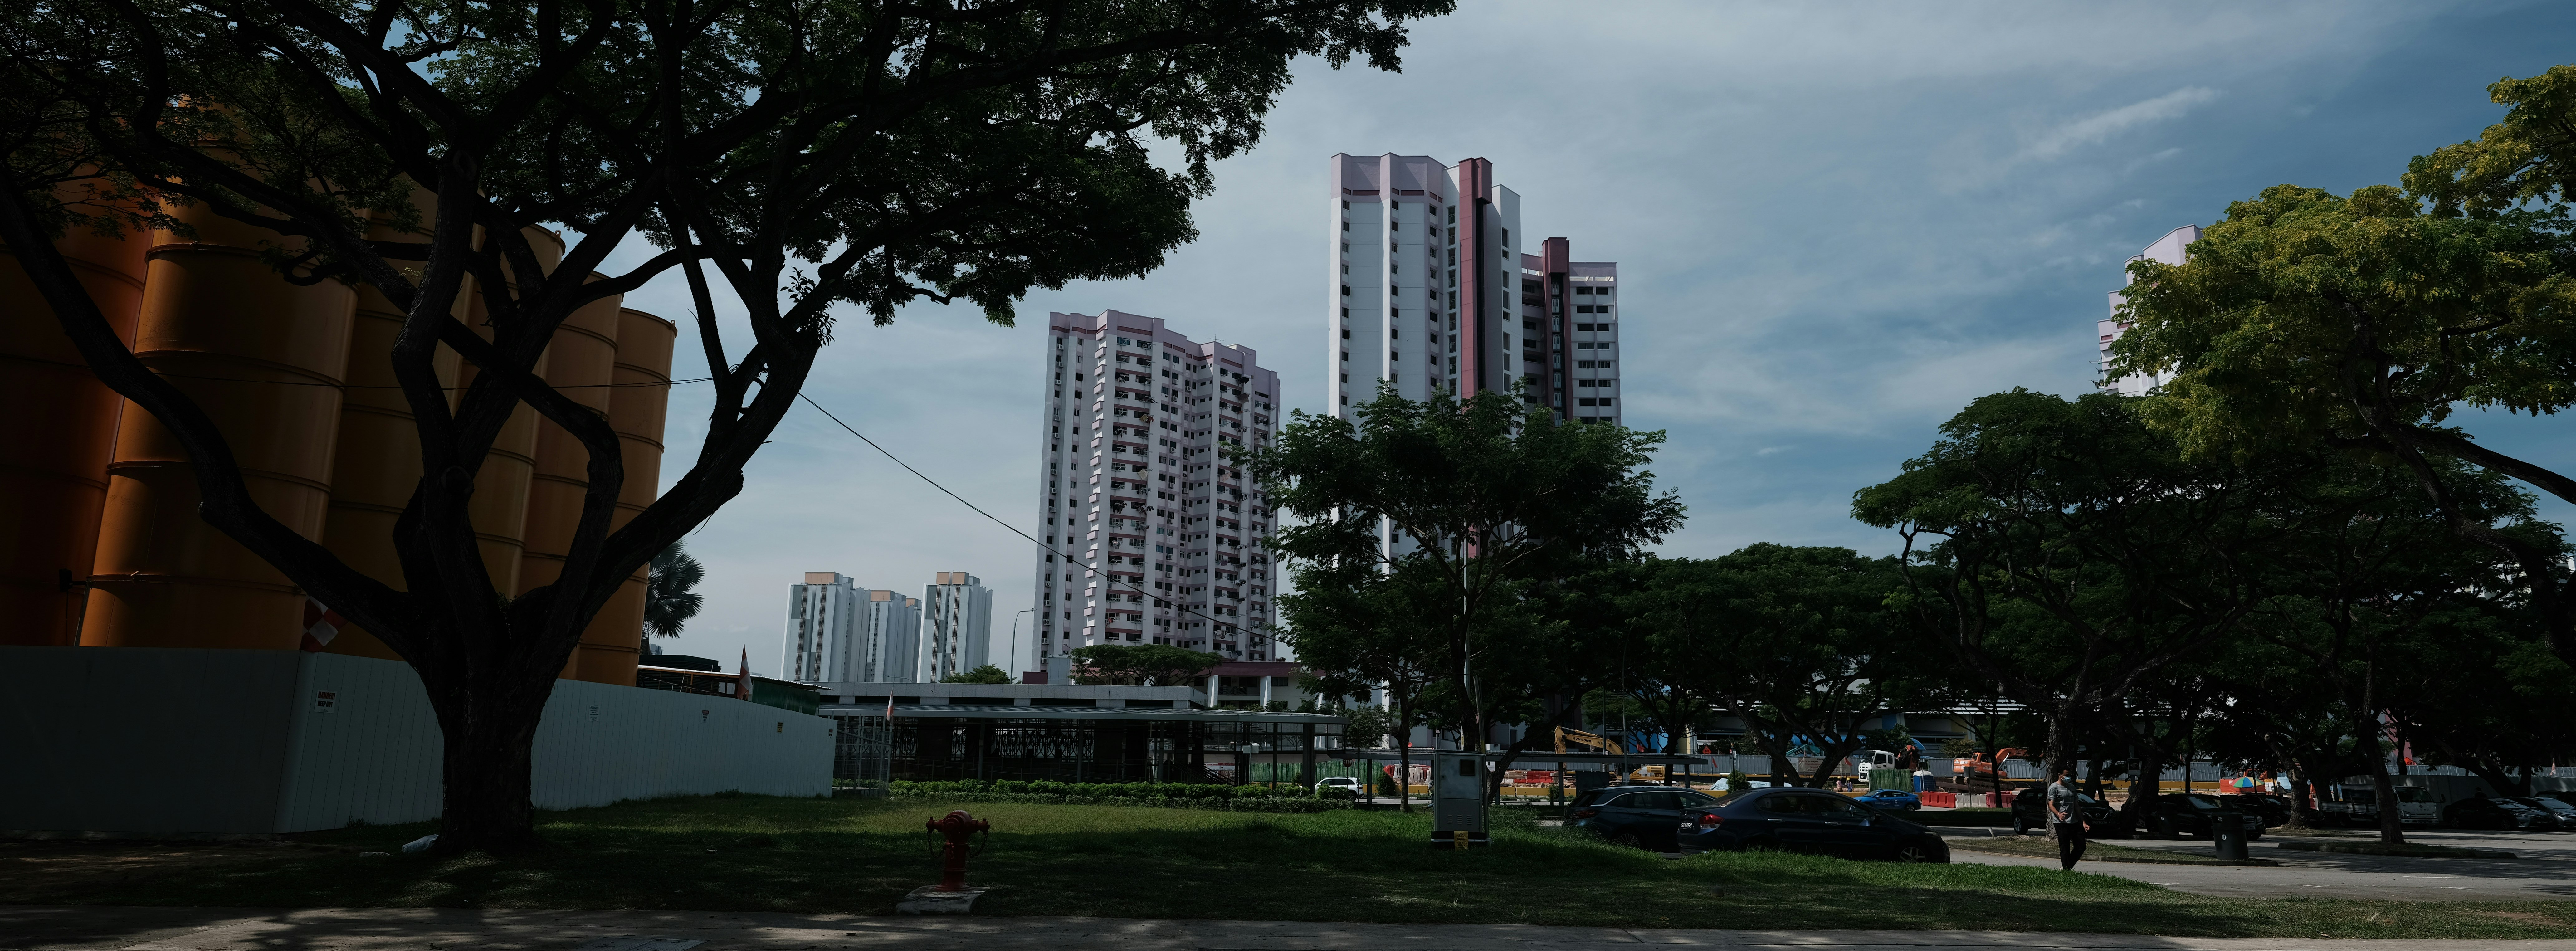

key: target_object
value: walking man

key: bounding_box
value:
[2048,767,2087,870]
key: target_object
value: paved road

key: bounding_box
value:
[1945,828,2576,901]
[3,906,2570,951]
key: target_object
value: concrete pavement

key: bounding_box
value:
[4,906,2572,951]
[1946,828,2576,901]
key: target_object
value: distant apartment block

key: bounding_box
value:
[781,572,920,684]
[1032,310,1281,662]
[921,571,993,681]
[2099,225,2198,396]
[1329,154,1622,425]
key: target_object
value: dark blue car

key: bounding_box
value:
[1675,787,1950,862]
[1853,788,1922,811]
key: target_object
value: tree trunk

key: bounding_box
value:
[1395,695,1413,814]
[2043,702,2081,786]
[2354,718,2406,846]
[427,669,555,853]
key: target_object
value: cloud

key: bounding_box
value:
[2018,87,2223,163]
[603,1,2548,671]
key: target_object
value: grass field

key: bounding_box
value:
[3,794,2571,939]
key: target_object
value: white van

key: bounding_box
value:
[2319,784,2441,827]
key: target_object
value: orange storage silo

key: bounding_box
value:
[0,203,148,646]
[453,229,563,597]
[520,274,621,602]
[80,201,358,649]
[314,188,466,660]
[568,306,675,685]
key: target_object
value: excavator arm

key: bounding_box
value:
[1554,727,1626,756]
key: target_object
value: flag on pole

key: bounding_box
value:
[736,646,753,702]
[300,598,345,652]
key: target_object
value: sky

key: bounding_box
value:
[607,1,2576,675]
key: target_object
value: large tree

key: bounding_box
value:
[2231,455,2541,843]
[2105,182,2576,664]
[1276,558,1452,810]
[1641,545,1945,789]
[1853,389,2284,781]
[1,0,1449,851]
[1256,385,1685,765]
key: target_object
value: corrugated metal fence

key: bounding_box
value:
[3,647,832,836]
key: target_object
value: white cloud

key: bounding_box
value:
[2018,87,2222,163]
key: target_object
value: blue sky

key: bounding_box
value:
[612,1,2576,673]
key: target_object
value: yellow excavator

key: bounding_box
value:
[1554,727,1626,755]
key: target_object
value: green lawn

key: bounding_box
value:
[2,794,2570,939]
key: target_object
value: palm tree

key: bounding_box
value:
[643,541,706,647]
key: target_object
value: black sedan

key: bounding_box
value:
[1567,785,1726,850]
[2513,796,2576,830]
[2136,793,2266,840]
[2223,792,2322,829]
[2447,796,2550,830]
[1674,787,1950,862]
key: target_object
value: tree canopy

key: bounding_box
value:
[1069,643,1221,687]
[0,0,1450,852]
[2105,183,2576,662]
[1257,385,1683,754]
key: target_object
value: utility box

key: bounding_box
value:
[1430,751,1488,849]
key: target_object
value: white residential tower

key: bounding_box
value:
[1031,310,1281,661]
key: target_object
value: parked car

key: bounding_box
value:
[2134,793,2266,840]
[2317,784,2442,827]
[1675,787,1950,862]
[1316,777,1362,794]
[2222,792,2318,828]
[1853,789,1923,811]
[2509,797,2576,830]
[2447,796,2550,830]
[1567,785,1727,850]
[2539,790,2576,812]
[2011,786,2125,836]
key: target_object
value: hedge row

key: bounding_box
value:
[888,790,1347,812]
[890,779,1344,801]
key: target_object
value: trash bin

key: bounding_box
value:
[2211,811,2250,861]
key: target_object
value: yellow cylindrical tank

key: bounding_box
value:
[81,202,357,648]
[0,204,147,646]
[453,229,564,599]
[568,306,675,685]
[519,273,621,599]
[314,188,467,661]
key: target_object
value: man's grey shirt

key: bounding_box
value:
[2047,780,2081,821]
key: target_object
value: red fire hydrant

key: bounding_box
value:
[925,810,990,892]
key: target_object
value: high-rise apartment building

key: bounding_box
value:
[921,570,993,680]
[1031,310,1281,661]
[781,572,920,684]
[1329,154,1622,424]
[861,588,923,683]
[2098,225,2198,396]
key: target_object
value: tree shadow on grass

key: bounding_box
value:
[4,796,2574,939]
